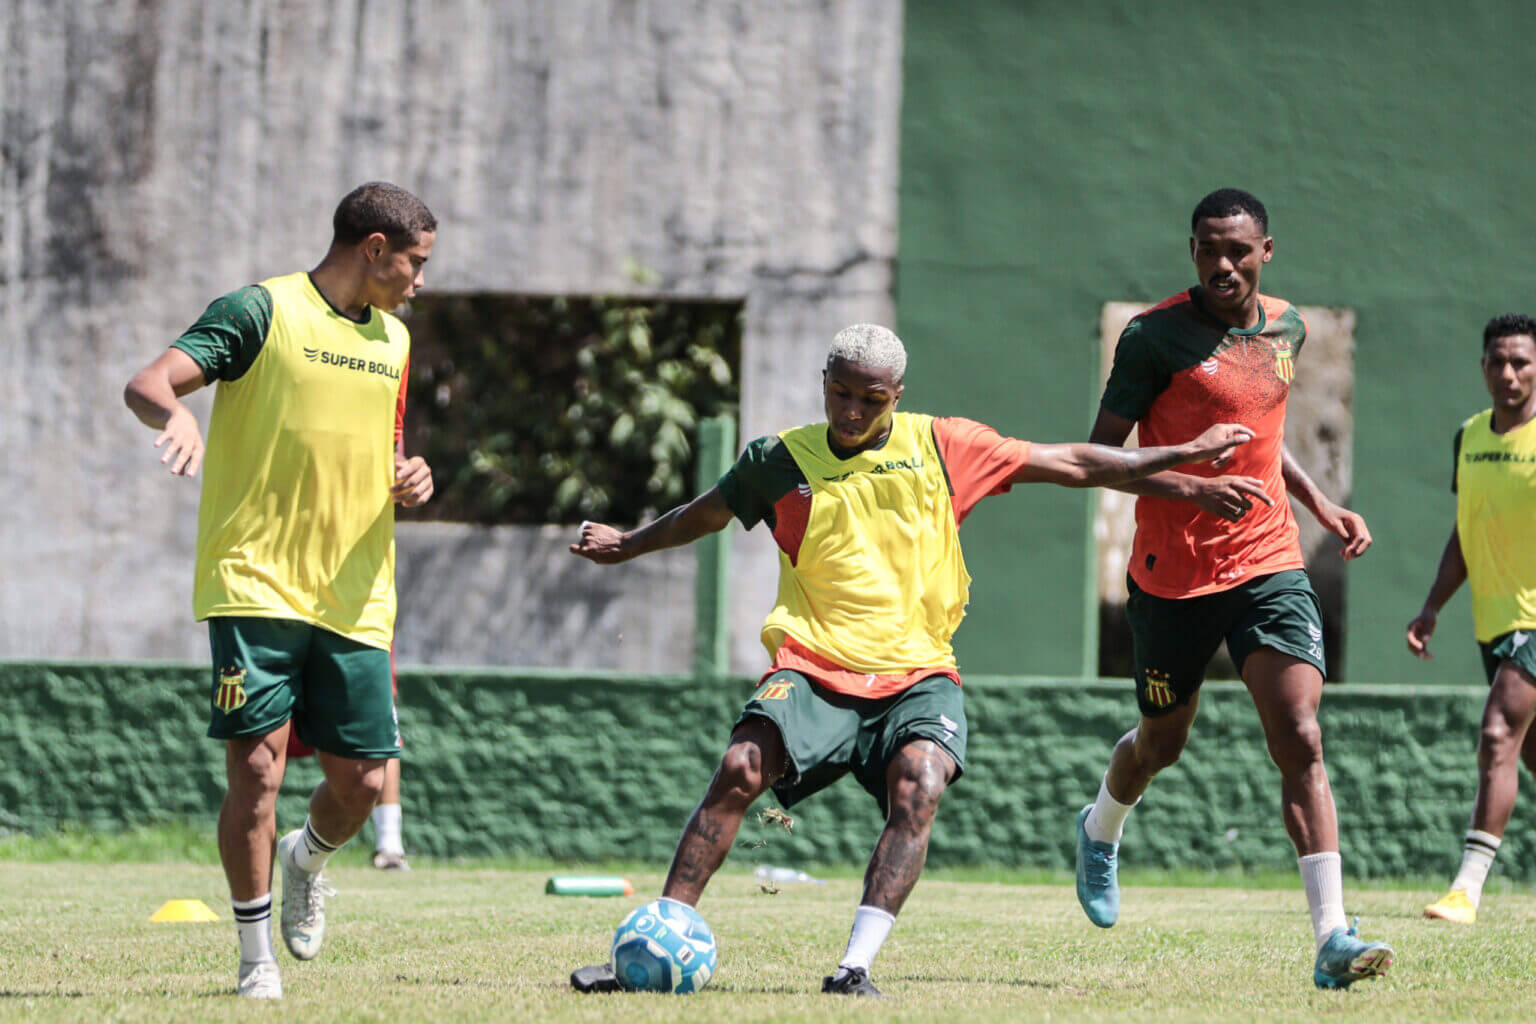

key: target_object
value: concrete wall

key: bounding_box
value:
[0,1,904,671]
[899,0,1536,684]
[1,661,1520,879]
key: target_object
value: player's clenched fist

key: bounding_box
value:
[570,520,632,563]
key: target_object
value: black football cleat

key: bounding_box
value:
[570,963,622,993]
[821,966,882,997]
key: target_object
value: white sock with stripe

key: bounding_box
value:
[1451,829,1502,906]
[232,894,275,964]
[290,818,341,873]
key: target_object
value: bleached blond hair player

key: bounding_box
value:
[569,323,1255,997]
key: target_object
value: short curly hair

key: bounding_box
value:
[332,182,437,248]
[1191,188,1268,234]
[1483,313,1536,351]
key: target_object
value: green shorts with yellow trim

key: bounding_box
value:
[1126,568,1326,717]
[1478,630,1536,686]
[207,616,400,759]
[736,671,967,815]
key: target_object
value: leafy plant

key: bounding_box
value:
[401,294,740,524]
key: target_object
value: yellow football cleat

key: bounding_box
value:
[1423,889,1477,924]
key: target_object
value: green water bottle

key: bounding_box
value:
[544,875,634,897]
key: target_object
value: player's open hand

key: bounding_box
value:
[392,455,434,507]
[1406,608,1438,659]
[570,520,630,563]
[1186,423,1255,468]
[154,406,205,477]
[1190,475,1275,522]
[1315,500,1372,560]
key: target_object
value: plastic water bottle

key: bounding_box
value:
[753,865,825,884]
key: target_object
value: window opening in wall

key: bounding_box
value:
[400,294,742,525]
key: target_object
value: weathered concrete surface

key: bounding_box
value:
[0,1,904,668]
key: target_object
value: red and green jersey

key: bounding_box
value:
[717,413,1031,697]
[1101,288,1306,598]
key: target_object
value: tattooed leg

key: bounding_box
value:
[662,717,787,905]
[861,740,956,913]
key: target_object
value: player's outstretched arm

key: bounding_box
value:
[1016,423,1254,488]
[123,348,209,477]
[1084,407,1274,521]
[570,487,734,565]
[1406,526,1467,660]
[1281,444,1372,560]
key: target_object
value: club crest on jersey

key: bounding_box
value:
[1143,669,1176,709]
[1273,340,1295,383]
[215,667,248,713]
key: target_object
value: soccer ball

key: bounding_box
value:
[610,898,718,994]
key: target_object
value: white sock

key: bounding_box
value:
[837,905,897,972]
[232,894,275,964]
[1298,851,1348,949]
[372,802,404,856]
[290,818,342,873]
[1451,829,1502,905]
[1084,775,1138,844]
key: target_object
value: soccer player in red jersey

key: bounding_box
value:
[1073,189,1393,989]
[569,323,1254,996]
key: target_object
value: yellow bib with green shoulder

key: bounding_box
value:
[192,272,409,648]
[761,411,971,673]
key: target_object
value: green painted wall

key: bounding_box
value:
[898,0,1535,682]
[3,662,1528,879]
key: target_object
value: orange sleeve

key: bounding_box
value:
[932,416,1031,524]
[395,355,410,443]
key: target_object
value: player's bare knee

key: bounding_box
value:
[887,748,950,817]
[1267,715,1324,774]
[1135,728,1188,771]
[715,744,770,802]
[1479,718,1518,761]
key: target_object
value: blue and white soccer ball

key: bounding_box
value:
[610,898,718,994]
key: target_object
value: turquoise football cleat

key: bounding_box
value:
[1075,805,1120,928]
[1313,917,1393,989]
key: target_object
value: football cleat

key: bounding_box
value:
[1423,889,1476,924]
[277,829,336,961]
[1313,917,1393,989]
[1075,805,1120,928]
[570,963,622,993]
[237,959,282,999]
[822,966,882,997]
[372,850,411,871]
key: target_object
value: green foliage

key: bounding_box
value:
[402,295,741,524]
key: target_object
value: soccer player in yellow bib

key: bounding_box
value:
[124,183,436,1000]
[1409,314,1536,925]
[568,324,1254,997]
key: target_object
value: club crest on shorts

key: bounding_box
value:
[215,667,248,713]
[755,680,794,701]
[1143,669,1176,709]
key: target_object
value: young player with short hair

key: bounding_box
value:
[124,182,436,999]
[1073,189,1393,989]
[1410,313,1536,924]
[570,323,1255,996]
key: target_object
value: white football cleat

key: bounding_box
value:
[237,959,282,999]
[277,829,336,961]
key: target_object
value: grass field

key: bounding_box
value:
[4,830,1536,1022]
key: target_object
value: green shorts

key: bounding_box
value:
[1126,569,1326,717]
[207,616,400,759]
[737,671,967,815]
[1479,630,1536,686]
